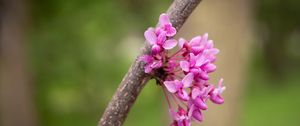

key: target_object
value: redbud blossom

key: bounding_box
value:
[140,13,225,125]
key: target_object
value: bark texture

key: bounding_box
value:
[99,0,202,126]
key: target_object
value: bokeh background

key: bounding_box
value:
[1,0,300,126]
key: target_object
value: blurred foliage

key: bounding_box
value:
[256,0,300,77]
[29,0,170,125]
[241,0,300,125]
[242,48,300,126]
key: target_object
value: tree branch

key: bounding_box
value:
[98,0,202,125]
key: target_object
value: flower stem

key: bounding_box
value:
[168,48,184,58]
[162,87,172,109]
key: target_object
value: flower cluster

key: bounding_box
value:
[140,13,225,126]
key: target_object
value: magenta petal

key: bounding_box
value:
[150,61,162,69]
[177,90,189,101]
[189,53,200,66]
[180,61,190,72]
[194,97,208,110]
[183,119,191,126]
[155,27,164,35]
[159,13,170,26]
[182,73,194,88]
[144,64,153,73]
[174,80,183,89]
[151,44,162,54]
[191,46,204,54]
[139,55,153,63]
[144,28,157,45]
[189,36,201,46]
[200,33,208,44]
[157,31,167,45]
[216,79,226,94]
[166,27,177,37]
[210,94,224,104]
[191,88,201,99]
[178,38,186,48]
[205,40,214,49]
[204,85,214,96]
[163,39,177,50]
[178,121,184,126]
[166,60,177,71]
[188,104,195,117]
[218,78,224,87]
[195,55,206,67]
[182,91,189,100]
[164,81,177,93]
[192,109,203,122]
[207,48,220,55]
[203,63,216,73]
[178,106,187,115]
[200,72,209,80]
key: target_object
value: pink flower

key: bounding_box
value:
[164,73,194,100]
[140,13,225,125]
[179,53,210,80]
[179,34,219,57]
[190,87,211,110]
[144,28,177,54]
[188,104,203,122]
[170,107,191,126]
[140,55,162,73]
[209,79,225,104]
[158,13,177,37]
[178,36,203,55]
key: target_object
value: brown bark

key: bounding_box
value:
[99,0,202,126]
[0,0,37,126]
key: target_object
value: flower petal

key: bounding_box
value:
[159,13,170,26]
[157,31,167,45]
[183,119,191,126]
[150,61,162,69]
[163,39,177,50]
[182,73,194,88]
[217,78,226,94]
[174,80,183,89]
[207,48,220,55]
[189,36,201,46]
[191,88,201,99]
[191,46,204,54]
[166,26,177,37]
[151,44,162,54]
[144,28,157,45]
[205,40,214,48]
[178,38,186,48]
[164,81,177,93]
[188,104,195,117]
[139,55,153,63]
[200,33,208,45]
[177,90,189,101]
[203,63,216,73]
[194,97,208,110]
[144,64,153,73]
[180,61,190,72]
[195,55,208,67]
[192,109,203,122]
[210,94,224,104]
[200,71,209,80]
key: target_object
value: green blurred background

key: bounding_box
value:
[1,0,300,126]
